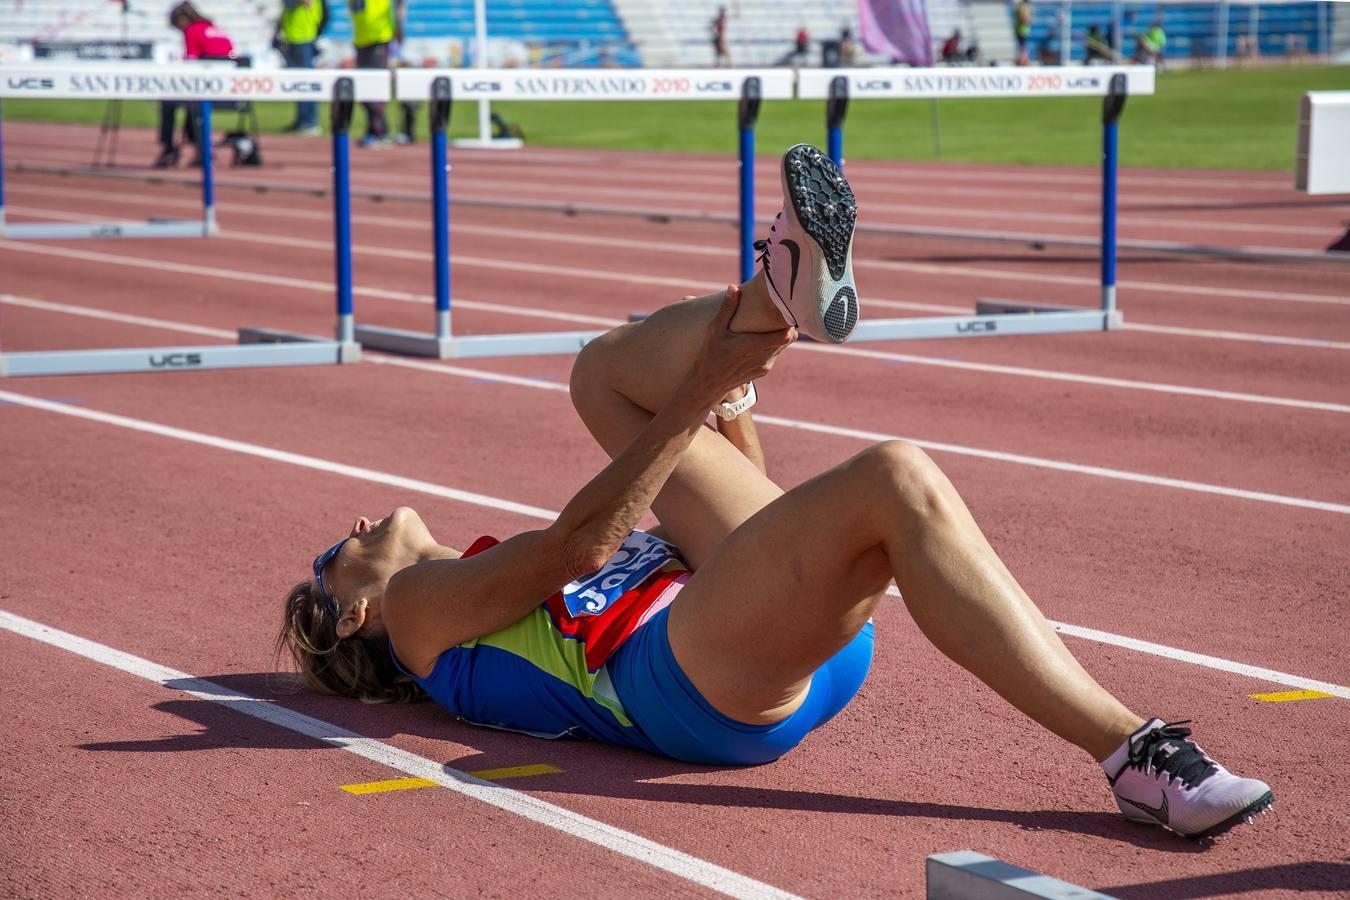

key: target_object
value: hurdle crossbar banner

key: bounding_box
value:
[796,65,1154,100]
[395,67,795,102]
[801,67,1150,343]
[0,65,388,241]
[0,76,374,377]
[353,69,790,360]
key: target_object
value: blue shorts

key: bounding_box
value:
[608,606,874,766]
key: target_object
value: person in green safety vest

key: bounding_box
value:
[349,0,405,146]
[1135,19,1166,65]
[273,0,328,135]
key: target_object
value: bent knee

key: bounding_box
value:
[569,330,619,415]
[859,441,951,521]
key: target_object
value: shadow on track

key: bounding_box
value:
[74,673,1222,852]
[1102,861,1350,897]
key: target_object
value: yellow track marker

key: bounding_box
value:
[342,777,438,795]
[341,764,561,795]
[466,764,561,781]
[1248,689,1336,702]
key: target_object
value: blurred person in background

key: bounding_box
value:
[1014,0,1033,65]
[274,0,328,136]
[1135,18,1166,64]
[349,0,406,146]
[778,24,810,66]
[712,6,731,67]
[155,2,234,168]
[941,29,962,63]
[1084,24,1113,63]
[838,25,858,65]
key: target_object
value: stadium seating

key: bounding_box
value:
[1020,2,1330,65]
[0,0,637,68]
[0,0,1334,68]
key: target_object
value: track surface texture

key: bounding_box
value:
[2,124,1348,898]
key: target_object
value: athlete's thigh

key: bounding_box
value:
[665,454,893,723]
[577,388,782,570]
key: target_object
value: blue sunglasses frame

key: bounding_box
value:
[312,538,350,621]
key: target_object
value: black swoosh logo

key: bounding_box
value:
[1121,791,1168,824]
[781,239,801,299]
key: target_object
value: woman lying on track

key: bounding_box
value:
[279,145,1272,841]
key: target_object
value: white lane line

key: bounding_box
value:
[1,395,1343,699]
[860,295,1350,351]
[1122,321,1350,351]
[0,610,795,899]
[1047,620,1350,699]
[17,290,1348,416]
[0,241,619,327]
[10,189,1350,308]
[8,248,1350,415]
[12,158,1328,236]
[9,297,1350,506]
[0,389,559,520]
[4,363,1349,518]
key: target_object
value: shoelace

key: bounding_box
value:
[753,238,770,267]
[1128,720,1219,790]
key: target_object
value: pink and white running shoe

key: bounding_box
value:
[1104,718,1274,840]
[754,144,859,343]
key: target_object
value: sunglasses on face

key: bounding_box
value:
[312,538,350,621]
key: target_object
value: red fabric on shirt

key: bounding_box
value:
[184,20,234,59]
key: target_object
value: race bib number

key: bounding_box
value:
[560,531,679,618]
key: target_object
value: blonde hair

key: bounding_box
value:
[274,580,425,704]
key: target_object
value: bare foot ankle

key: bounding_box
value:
[728,272,792,333]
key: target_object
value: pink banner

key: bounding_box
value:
[857,0,934,67]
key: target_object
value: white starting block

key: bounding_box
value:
[1297,92,1350,196]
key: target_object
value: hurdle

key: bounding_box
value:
[798,66,1156,342]
[0,69,385,377]
[352,68,793,359]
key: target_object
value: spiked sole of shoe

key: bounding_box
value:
[782,144,858,342]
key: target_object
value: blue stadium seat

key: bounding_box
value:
[1019,2,1325,62]
[327,0,639,67]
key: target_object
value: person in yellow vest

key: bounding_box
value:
[349,0,405,146]
[274,0,328,135]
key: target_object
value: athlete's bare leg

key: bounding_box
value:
[570,274,788,568]
[570,284,1145,762]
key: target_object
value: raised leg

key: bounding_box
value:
[569,274,789,568]
[668,441,1146,761]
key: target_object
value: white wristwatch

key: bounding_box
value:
[714,382,757,420]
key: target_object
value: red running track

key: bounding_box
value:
[1,124,1348,898]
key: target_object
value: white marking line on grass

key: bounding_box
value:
[10,189,1350,309]
[7,278,1349,416]
[0,611,794,900]
[1,398,1344,701]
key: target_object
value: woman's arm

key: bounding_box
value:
[386,288,795,674]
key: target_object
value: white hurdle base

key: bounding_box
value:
[451,137,524,150]
[850,305,1121,342]
[927,851,1116,899]
[0,338,357,377]
[0,219,212,241]
[355,324,603,359]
